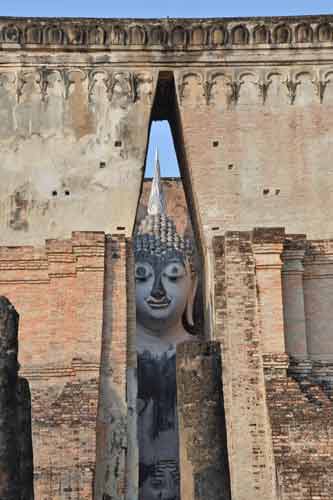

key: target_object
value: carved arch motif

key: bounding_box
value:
[295,70,315,81]
[210,26,228,45]
[2,25,21,44]
[204,70,229,104]
[25,25,43,44]
[295,69,320,101]
[149,26,167,45]
[295,23,313,43]
[190,26,207,46]
[135,72,154,103]
[294,70,317,104]
[311,70,333,103]
[253,25,269,44]
[68,26,86,45]
[63,69,87,99]
[172,26,188,46]
[129,25,147,45]
[0,72,16,91]
[273,24,292,44]
[324,69,333,81]
[88,69,109,103]
[317,23,332,42]
[109,71,137,105]
[37,68,65,102]
[16,70,41,103]
[259,71,284,105]
[231,25,249,45]
[88,27,105,45]
[178,71,204,103]
[112,26,127,45]
[236,69,264,104]
[44,25,65,45]
[222,72,244,104]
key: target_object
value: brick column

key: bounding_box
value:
[213,232,278,500]
[304,241,333,362]
[281,239,307,360]
[176,341,231,500]
[253,228,286,355]
[95,235,137,500]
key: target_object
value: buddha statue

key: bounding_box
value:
[134,152,198,500]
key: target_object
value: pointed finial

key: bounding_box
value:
[148,148,166,216]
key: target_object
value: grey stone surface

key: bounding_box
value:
[176,341,231,500]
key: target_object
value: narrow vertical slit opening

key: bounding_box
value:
[133,71,205,500]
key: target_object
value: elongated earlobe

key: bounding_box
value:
[186,274,198,327]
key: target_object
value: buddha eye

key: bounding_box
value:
[164,263,185,281]
[135,264,152,282]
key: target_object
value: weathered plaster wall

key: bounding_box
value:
[1,16,333,248]
[0,58,157,245]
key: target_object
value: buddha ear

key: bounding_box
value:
[186,274,198,328]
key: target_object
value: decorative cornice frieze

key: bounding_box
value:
[176,67,333,106]
[2,65,333,107]
[0,67,154,106]
[0,16,333,51]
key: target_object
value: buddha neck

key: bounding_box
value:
[137,320,191,352]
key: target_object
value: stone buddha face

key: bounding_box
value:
[135,254,192,333]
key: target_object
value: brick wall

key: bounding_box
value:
[213,230,333,500]
[0,232,105,500]
[213,231,277,500]
[265,368,333,500]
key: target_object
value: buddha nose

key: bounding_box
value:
[151,274,166,300]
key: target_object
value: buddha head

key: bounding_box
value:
[134,152,198,337]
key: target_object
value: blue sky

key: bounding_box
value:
[2,0,332,176]
[1,0,332,19]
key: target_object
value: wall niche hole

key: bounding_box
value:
[263,188,270,196]
[228,164,234,170]
[52,190,58,197]
[275,189,281,196]
[212,226,220,231]
[100,162,106,169]
[115,140,122,148]
[117,226,126,231]
[65,190,70,196]
[213,140,219,147]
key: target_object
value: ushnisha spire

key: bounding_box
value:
[147,148,166,216]
[134,149,193,260]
